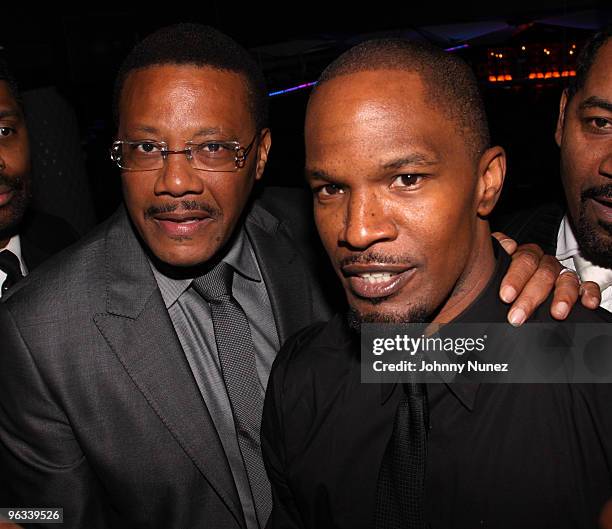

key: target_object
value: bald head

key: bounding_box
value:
[310,38,490,161]
[304,40,506,325]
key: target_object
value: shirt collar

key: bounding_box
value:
[3,234,28,276]
[556,215,581,261]
[150,226,261,309]
[379,238,510,411]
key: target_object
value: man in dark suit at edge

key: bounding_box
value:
[0,24,595,529]
[0,60,77,297]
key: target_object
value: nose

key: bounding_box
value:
[153,150,205,197]
[340,189,397,250]
[599,145,612,179]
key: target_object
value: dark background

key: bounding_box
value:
[0,4,609,235]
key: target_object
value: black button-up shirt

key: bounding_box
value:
[262,243,612,529]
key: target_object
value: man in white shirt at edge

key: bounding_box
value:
[555,26,612,311]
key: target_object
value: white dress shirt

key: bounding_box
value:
[0,235,28,298]
[557,215,612,311]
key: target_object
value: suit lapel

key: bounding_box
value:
[246,203,313,345]
[93,208,244,528]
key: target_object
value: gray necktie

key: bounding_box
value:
[0,250,24,294]
[192,262,272,527]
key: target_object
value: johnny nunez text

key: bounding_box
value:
[372,360,509,374]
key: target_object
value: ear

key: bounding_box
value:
[476,145,506,217]
[555,90,569,147]
[254,128,271,181]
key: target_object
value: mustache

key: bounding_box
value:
[581,184,612,201]
[0,174,24,190]
[339,252,412,268]
[144,200,221,219]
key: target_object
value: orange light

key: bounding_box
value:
[570,70,576,76]
[537,72,544,79]
[561,71,569,77]
[544,72,552,79]
[497,75,505,81]
[528,73,536,79]
[504,74,512,81]
[572,44,576,49]
[499,53,503,59]
[488,75,497,82]
[553,71,560,78]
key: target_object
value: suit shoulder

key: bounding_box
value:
[253,186,315,240]
[533,298,612,323]
[565,304,612,323]
[2,215,112,318]
[492,203,564,256]
[20,209,80,250]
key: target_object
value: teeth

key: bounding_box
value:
[358,272,396,284]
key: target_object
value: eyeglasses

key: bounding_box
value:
[110,133,258,172]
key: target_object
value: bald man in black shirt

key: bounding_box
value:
[262,39,612,529]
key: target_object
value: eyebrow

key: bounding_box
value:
[0,109,21,120]
[192,127,223,137]
[579,96,612,113]
[306,168,336,181]
[125,125,223,136]
[382,153,438,170]
[306,152,438,182]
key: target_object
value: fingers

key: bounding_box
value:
[491,232,518,255]
[505,253,560,326]
[580,280,602,310]
[499,243,544,306]
[549,268,580,319]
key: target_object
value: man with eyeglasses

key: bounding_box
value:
[0,23,598,529]
[0,24,330,529]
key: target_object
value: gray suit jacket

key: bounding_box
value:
[0,195,331,529]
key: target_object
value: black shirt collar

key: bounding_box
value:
[380,238,511,409]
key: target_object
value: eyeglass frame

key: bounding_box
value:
[109,132,259,173]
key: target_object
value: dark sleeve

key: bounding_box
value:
[0,305,115,529]
[490,203,564,256]
[262,335,308,529]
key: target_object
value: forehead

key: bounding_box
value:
[119,64,253,131]
[307,70,430,134]
[581,40,612,96]
[0,80,20,112]
[305,70,459,165]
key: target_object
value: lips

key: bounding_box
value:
[342,263,416,299]
[0,186,13,207]
[152,211,214,238]
[588,196,612,223]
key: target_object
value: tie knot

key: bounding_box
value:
[0,249,23,292]
[192,261,234,301]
